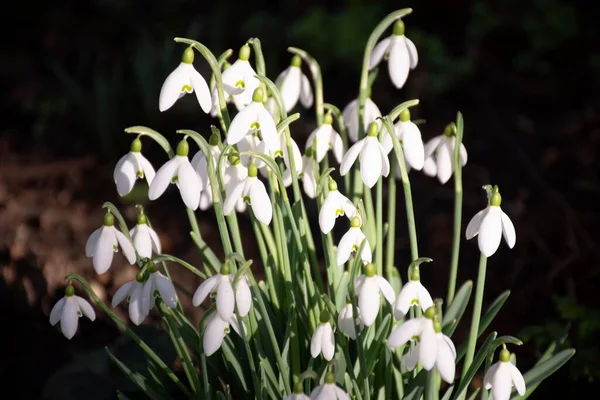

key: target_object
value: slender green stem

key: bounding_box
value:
[324,103,351,193]
[425,370,439,400]
[250,212,280,311]
[363,184,377,257]
[385,166,397,281]
[238,312,261,398]
[375,178,383,275]
[226,213,245,258]
[340,336,364,400]
[200,353,210,399]
[288,47,324,125]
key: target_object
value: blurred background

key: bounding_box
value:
[1,0,599,398]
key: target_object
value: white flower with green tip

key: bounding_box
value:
[382,108,424,171]
[143,265,178,310]
[354,263,396,326]
[191,134,222,210]
[49,285,96,340]
[309,372,350,400]
[203,312,245,356]
[85,212,136,275]
[111,273,149,326]
[226,88,278,151]
[394,267,433,320]
[483,348,526,400]
[337,303,359,340]
[129,213,161,259]
[336,216,372,266]
[221,44,260,110]
[422,123,468,184]
[305,113,344,163]
[342,95,382,142]
[113,138,155,197]
[318,179,357,234]
[340,122,390,188]
[275,54,313,112]
[223,162,272,225]
[311,310,335,361]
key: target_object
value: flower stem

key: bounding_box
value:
[385,166,397,281]
[376,177,383,275]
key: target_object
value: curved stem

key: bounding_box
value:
[288,47,324,125]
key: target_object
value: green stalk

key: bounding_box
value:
[200,353,210,399]
[385,166,397,281]
[363,184,377,257]
[375,178,383,275]
[425,370,439,400]
[250,211,280,310]
[238,312,261,398]
[288,47,324,125]
[324,103,351,192]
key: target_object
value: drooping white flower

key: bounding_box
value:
[311,310,335,361]
[226,88,278,151]
[296,152,317,199]
[223,162,272,225]
[466,186,516,257]
[382,109,424,171]
[340,122,390,188]
[209,62,234,117]
[258,131,304,177]
[336,216,372,266]
[369,19,418,89]
[305,113,344,163]
[111,275,149,326]
[483,348,526,400]
[221,154,249,213]
[203,311,245,356]
[148,139,203,210]
[337,303,359,340]
[387,307,456,383]
[354,263,396,326]
[113,138,155,197]
[144,268,178,310]
[309,373,351,400]
[191,134,222,210]
[159,46,211,113]
[275,55,314,112]
[129,214,161,259]
[318,179,357,234]
[342,96,382,142]
[285,392,311,400]
[422,124,468,184]
[394,268,433,320]
[49,285,96,339]
[85,212,136,275]
[221,44,260,111]
[192,264,252,321]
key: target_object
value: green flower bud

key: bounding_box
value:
[294,382,304,394]
[400,109,411,122]
[323,113,333,125]
[137,212,147,225]
[319,309,330,323]
[220,264,230,275]
[229,150,241,165]
[305,147,314,158]
[222,61,232,71]
[103,212,114,227]
[433,319,442,333]
[409,265,420,281]
[65,284,75,297]
[248,162,258,178]
[209,133,220,146]
[424,306,436,319]
[350,216,361,228]
[367,122,379,137]
[136,271,146,282]
[252,88,264,103]
[499,348,511,362]
[324,372,335,384]
[239,44,251,61]
[291,55,302,68]
[148,262,158,273]
[393,19,405,36]
[490,186,502,207]
[328,178,338,192]
[130,138,142,153]
[176,139,189,157]
[182,46,195,64]
[365,263,376,277]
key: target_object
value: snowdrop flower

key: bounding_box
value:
[311,310,335,361]
[85,212,136,275]
[483,348,526,400]
[336,216,372,266]
[388,307,456,383]
[111,273,149,325]
[144,264,178,309]
[285,385,311,400]
[209,61,234,117]
[305,113,344,163]
[113,138,155,197]
[221,44,260,111]
[369,19,418,89]
[191,133,221,210]
[203,311,245,356]
[148,139,203,210]
[258,131,303,178]
[394,266,433,320]
[354,263,395,326]
[222,153,249,213]
[342,95,382,142]
[223,162,272,225]
[129,213,161,259]
[382,109,424,171]
[337,303,359,340]
[275,55,314,112]
[296,151,317,199]
[159,46,211,113]
[318,179,357,234]
[50,284,96,339]
[466,186,516,257]
[309,372,350,400]
[340,122,390,188]
[423,123,468,184]
[192,263,252,321]
[226,88,278,151]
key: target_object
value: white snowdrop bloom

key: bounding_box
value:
[223,162,272,225]
[285,391,311,400]
[49,285,96,340]
[159,46,211,113]
[387,307,456,383]
[337,303,360,340]
[369,19,418,89]
[144,267,178,309]
[113,138,155,197]
[257,131,304,178]
[483,348,526,400]
[336,216,372,266]
[394,268,433,320]
[342,96,382,142]
[222,155,249,213]
[226,88,278,151]
[311,310,335,361]
[191,134,222,210]
[129,214,161,259]
[221,44,260,111]
[203,311,245,356]
[297,152,317,199]
[318,179,357,234]
[111,274,150,326]
[275,55,314,112]
[340,122,390,188]
[466,186,516,257]
[422,124,468,184]
[85,212,136,275]
[381,109,424,171]
[305,113,344,163]
[309,373,351,400]
[148,140,203,210]
[209,61,234,117]
[192,264,252,321]
[354,263,396,326]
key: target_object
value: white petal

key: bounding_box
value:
[460,142,468,166]
[339,140,364,176]
[216,277,235,321]
[60,297,79,339]
[112,281,135,307]
[235,278,252,317]
[417,283,434,312]
[321,323,335,361]
[229,314,246,337]
[147,226,162,254]
[302,166,317,199]
[203,313,229,356]
[177,158,202,210]
[309,385,324,399]
[354,275,366,294]
[115,229,137,264]
[310,324,324,358]
[159,63,189,112]
[338,305,356,340]
[192,276,219,307]
[227,103,258,145]
[435,139,454,184]
[405,37,419,69]
[388,318,424,348]
[75,296,96,321]
[148,157,180,201]
[378,142,391,177]
[419,321,437,370]
[279,67,301,111]
[249,179,272,225]
[360,139,382,188]
[128,283,147,325]
[359,277,381,326]
[375,275,395,304]
[509,363,526,395]
[221,60,251,95]
[133,225,152,259]
[257,106,279,150]
[300,73,314,108]
[154,273,177,308]
[394,281,418,319]
[137,153,156,185]
[483,363,499,390]
[436,334,456,383]
[342,100,359,142]
[93,227,115,275]
[190,67,212,113]
[85,228,102,257]
[223,180,245,216]
[331,129,344,163]
[319,193,339,234]
[492,363,513,400]
[49,297,66,325]
[369,36,392,69]
[501,211,516,249]
[333,386,351,400]
[114,153,137,196]
[478,206,503,257]
[424,135,443,158]
[388,36,410,89]
[465,208,486,240]
[336,227,358,266]
[142,278,154,316]
[401,122,424,170]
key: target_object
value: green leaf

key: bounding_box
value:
[403,385,424,400]
[366,315,393,375]
[220,337,249,391]
[334,272,350,311]
[441,386,454,400]
[466,388,480,400]
[453,332,497,400]
[106,348,164,400]
[512,349,576,399]
[151,254,207,279]
[125,126,174,158]
[479,290,510,335]
[387,99,420,122]
[276,113,300,134]
[443,280,473,337]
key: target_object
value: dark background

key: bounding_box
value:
[1,0,599,398]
